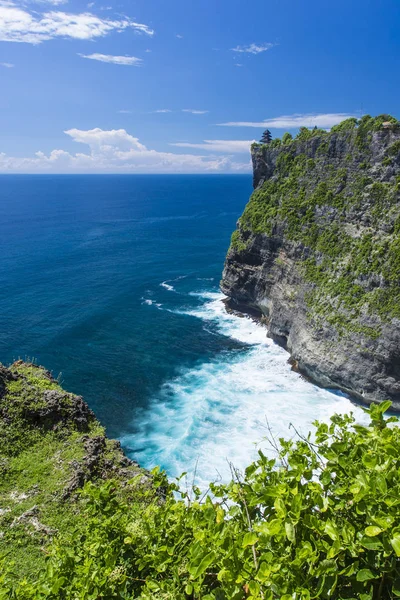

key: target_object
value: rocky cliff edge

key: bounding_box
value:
[221,115,400,408]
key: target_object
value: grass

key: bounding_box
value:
[0,361,148,582]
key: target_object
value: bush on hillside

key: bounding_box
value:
[2,401,400,599]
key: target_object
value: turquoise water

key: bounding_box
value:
[0,175,364,486]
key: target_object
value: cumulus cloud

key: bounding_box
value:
[0,61,14,67]
[0,127,252,173]
[79,53,142,65]
[0,2,154,44]
[153,109,172,113]
[182,109,209,115]
[170,140,255,153]
[65,127,147,152]
[218,113,358,129]
[231,43,275,54]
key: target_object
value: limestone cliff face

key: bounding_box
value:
[221,116,400,408]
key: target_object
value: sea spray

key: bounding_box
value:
[122,291,366,489]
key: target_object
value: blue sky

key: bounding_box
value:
[0,0,399,173]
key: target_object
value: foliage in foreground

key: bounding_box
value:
[0,361,148,582]
[3,401,400,599]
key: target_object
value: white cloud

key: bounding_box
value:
[231,43,275,54]
[170,139,255,153]
[65,127,147,152]
[182,109,209,115]
[0,2,154,44]
[176,33,183,38]
[235,63,243,67]
[218,112,358,129]
[34,0,68,5]
[30,0,68,4]
[118,109,132,114]
[0,61,14,66]
[79,53,142,65]
[0,127,252,173]
[153,108,172,113]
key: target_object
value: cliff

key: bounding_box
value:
[0,361,150,580]
[221,115,400,408]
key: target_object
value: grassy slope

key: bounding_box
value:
[0,361,149,581]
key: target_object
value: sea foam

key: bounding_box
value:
[123,292,366,489]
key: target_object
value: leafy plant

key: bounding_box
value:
[3,403,400,599]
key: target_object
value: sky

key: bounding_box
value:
[0,0,399,173]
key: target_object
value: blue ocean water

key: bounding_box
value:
[0,175,364,486]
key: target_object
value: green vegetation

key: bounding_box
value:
[233,114,400,335]
[0,362,147,583]
[230,229,249,252]
[3,396,400,599]
[282,132,293,145]
[330,118,358,133]
[295,126,328,142]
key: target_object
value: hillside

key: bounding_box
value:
[0,361,150,582]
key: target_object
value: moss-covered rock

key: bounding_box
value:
[0,361,150,581]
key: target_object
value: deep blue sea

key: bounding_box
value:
[0,175,364,486]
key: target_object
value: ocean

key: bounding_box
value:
[0,174,364,487]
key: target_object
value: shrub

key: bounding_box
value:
[3,402,400,599]
[282,132,293,145]
[331,118,358,133]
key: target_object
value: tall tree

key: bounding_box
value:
[260,129,272,144]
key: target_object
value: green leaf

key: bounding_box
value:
[259,518,282,536]
[375,473,387,494]
[274,497,286,517]
[391,534,400,556]
[379,400,392,414]
[242,532,258,547]
[365,526,382,537]
[362,454,377,469]
[285,521,295,542]
[320,470,331,486]
[317,559,337,575]
[249,581,260,596]
[188,551,216,579]
[356,569,376,582]
[257,562,270,580]
[340,562,358,576]
[146,581,160,591]
[360,536,383,550]
[393,578,400,597]
[325,521,339,541]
